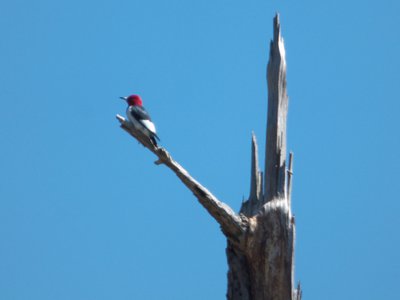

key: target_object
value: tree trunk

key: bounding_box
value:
[227,14,296,300]
[116,14,300,300]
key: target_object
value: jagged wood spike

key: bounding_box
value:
[259,170,264,201]
[287,151,294,206]
[240,133,262,217]
[264,14,289,203]
[294,281,302,300]
[249,132,261,202]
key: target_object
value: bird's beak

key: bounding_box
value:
[120,96,128,101]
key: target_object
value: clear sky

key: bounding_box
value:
[1,0,399,299]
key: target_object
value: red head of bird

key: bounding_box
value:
[120,95,143,106]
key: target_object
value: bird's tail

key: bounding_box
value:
[150,134,160,147]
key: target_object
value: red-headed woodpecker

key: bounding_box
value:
[120,95,160,147]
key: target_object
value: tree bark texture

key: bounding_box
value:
[116,14,300,300]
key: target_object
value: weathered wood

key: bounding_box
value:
[249,133,261,203]
[264,14,289,204]
[294,282,302,300]
[287,151,294,207]
[240,133,263,217]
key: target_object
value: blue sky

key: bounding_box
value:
[1,0,399,299]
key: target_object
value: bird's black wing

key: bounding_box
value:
[130,106,152,121]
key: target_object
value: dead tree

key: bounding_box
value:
[116,14,300,300]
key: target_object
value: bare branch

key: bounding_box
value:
[116,114,247,240]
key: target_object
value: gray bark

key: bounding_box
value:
[264,14,289,204]
[116,13,299,300]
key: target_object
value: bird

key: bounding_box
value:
[120,94,160,147]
